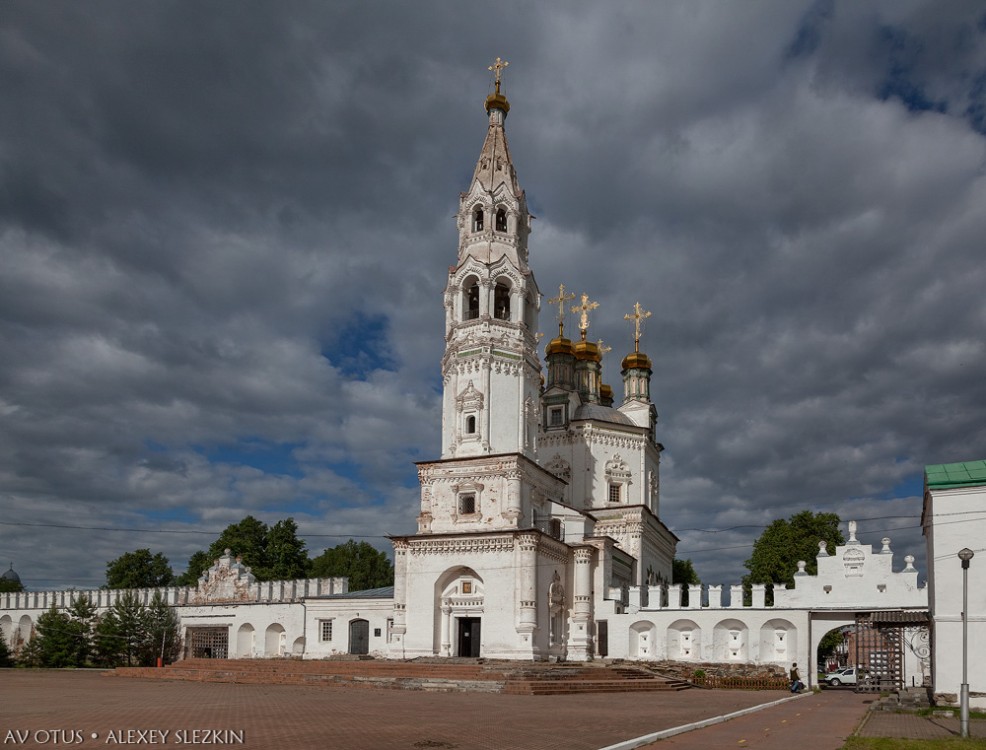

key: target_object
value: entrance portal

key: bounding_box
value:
[186,626,229,659]
[349,619,369,655]
[457,617,481,657]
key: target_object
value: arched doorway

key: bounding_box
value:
[434,567,484,657]
[349,619,369,655]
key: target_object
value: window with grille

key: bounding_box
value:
[320,620,333,641]
[459,494,476,515]
[549,407,564,427]
[608,483,621,503]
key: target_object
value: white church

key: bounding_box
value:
[3,64,984,706]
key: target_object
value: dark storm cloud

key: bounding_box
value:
[1,1,984,589]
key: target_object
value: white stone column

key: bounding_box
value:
[479,280,492,318]
[568,547,594,660]
[516,533,539,656]
[440,600,452,657]
[504,473,522,524]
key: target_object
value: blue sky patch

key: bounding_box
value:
[196,439,304,479]
[322,312,396,379]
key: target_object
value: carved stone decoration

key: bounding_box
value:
[545,454,572,483]
[605,454,632,483]
[842,547,865,577]
[191,549,256,604]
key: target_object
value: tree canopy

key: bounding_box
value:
[179,516,310,583]
[672,559,701,586]
[310,540,394,591]
[105,549,175,589]
[743,510,845,599]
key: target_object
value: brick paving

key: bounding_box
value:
[859,709,986,740]
[2,672,982,749]
[0,670,785,750]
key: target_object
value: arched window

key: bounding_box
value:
[493,283,510,321]
[472,208,484,232]
[465,281,480,320]
[466,415,476,434]
[496,208,507,232]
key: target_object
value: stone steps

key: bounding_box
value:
[112,659,692,695]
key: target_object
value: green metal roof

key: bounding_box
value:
[925,460,986,490]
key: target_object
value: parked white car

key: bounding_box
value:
[824,666,866,686]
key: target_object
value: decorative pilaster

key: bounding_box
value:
[568,546,594,660]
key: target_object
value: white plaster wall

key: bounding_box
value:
[925,484,986,707]
[304,598,394,659]
[606,608,810,673]
[180,602,304,658]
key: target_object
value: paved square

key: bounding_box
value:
[1,671,785,749]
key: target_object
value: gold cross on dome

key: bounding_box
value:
[488,57,509,93]
[624,301,652,353]
[571,293,599,341]
[547,283,575,337]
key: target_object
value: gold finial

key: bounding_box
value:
[596,339,612,356]
[488,57,509,95]
[571,293,599,341]
[547,283,576,337]
[624,301,652,353]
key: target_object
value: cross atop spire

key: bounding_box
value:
[571,293,599,341]
[624,302,652,353]
[488,57,509,95]
[547,283,575,337]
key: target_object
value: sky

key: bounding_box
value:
[2,1,985,592]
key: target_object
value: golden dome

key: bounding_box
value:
[621,351,652,371]
[600,384,614,404]
[546,336,575,357]
[574,339,601,362]
[485,92,510,114]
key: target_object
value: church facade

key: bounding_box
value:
[386,66,677,661]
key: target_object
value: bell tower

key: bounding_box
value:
[441,58,541,460]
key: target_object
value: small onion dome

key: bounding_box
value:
[485,91,510,115]
[600,383,614,406]
[574,339,601,362]
[546,336,575,357]
[2,564,21,584]
[622,350,652,371]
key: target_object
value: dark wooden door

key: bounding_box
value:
[349,619,369,655]
[457,617,481,657]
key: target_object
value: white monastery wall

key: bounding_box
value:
[923,481,986,708]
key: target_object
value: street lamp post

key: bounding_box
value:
[958,547,974,739]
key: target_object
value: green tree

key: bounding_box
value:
[310,540,394,591]
[95,592,149,666]
[672,558,702,607]
[18,636,43,667]
[33,606,77,667]
[206,516,269,574]
[67,594,98,666]
[175,550,211,587]
[743,510,845,604]
[264,518,310,580]
[105,549,175,589]
[0,634,12,667]
[195,515,310,582]
[142,592,182,665]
